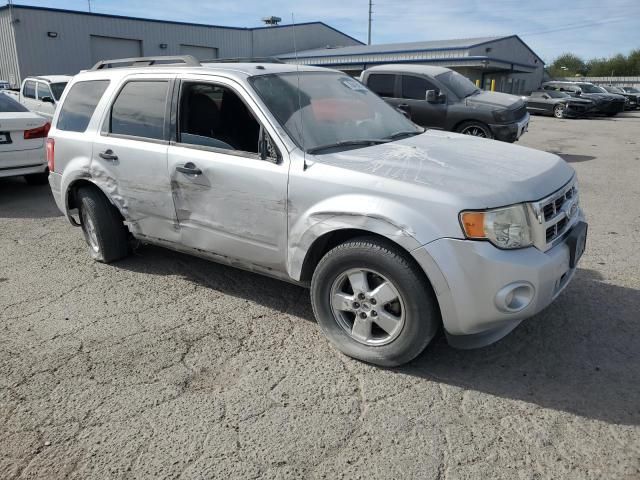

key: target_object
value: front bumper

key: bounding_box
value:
[489,113,529,142]
[595,100,625,114]
[412,218,586,348]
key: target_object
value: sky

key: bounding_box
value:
[6,0,640,63]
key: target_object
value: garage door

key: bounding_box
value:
[90,35,142,65]
[179,44,218,61]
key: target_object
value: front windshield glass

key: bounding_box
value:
[578,83,605,93]
[624,87,639,93]
[250,72,422,153]
[605,86,624,94]
[50,82,68,100]
[435,70,479,98]
[546,90,570,98]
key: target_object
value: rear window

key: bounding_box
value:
[23,80,36,99]
[0,92,29,112]
[56,80,110,132]
[367,74,395,98]
[109,81,169,140]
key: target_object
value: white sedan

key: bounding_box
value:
[0,92,50,184]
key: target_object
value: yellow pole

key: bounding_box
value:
[491,79,496,92]
[475,79,480,88]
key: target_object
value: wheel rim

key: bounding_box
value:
[329,268,406,346]
[82,211,100,254]
[554,105,564,118]
[460,125,488,137]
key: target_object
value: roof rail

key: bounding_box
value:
[202,57,285,64]
[90,55,201,70]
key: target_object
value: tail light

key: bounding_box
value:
[24,122,51,139]
[46,138,55,172]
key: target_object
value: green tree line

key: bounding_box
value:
[548,50,640,78]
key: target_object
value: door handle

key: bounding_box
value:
[176,162,202,176]
[398,104,410,109]
[99,149,118,161]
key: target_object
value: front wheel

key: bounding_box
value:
[311,237,440,367]
[553,104,565,119]
[456,121,494,139]
[605,112,618,117]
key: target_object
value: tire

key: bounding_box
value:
[456,121,494,139]
[310,237,440,367]
[77,186,129,263]
[24,171,49,185]
[606,112,618,117]
[553,104,565,119]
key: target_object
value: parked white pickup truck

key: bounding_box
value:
[10,75,72,120]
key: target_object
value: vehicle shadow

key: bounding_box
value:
[0,177,63,219]
[549,152,596,163]
[403,268,640,426]
[118,247,639,426]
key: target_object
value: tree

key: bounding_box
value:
[548,53,588,78]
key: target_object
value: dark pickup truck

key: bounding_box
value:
[360,64,529,142]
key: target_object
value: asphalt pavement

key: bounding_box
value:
[1,111,639,479]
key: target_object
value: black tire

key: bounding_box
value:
[24,171,49,185]
[553,104,565,119]
[77,186,129,263]
[605,112,618,117]
[310,237,440,367]
[455,121,494,139]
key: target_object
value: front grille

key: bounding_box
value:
[512,104,528,120]
[530,178,580,251]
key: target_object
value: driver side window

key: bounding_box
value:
[178,82,261,155]
[401,75,437,100]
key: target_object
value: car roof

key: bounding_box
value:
[30,75,74,83]
[73,62,333,83]
[364,64,452,76]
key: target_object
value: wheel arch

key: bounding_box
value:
[65,178,126,226]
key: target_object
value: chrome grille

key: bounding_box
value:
[529,178,580,251]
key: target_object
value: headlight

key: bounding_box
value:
[460,204,532,249]
[492,109,511,122]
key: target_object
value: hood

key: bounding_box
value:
[465,91,523,110]
[310,130,574,208]
[567,97,594,104]
[579,92,623,102]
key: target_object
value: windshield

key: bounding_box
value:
[624,87,639,93]
[605,86,624,94]
[0,92,29,112]
[545,90,570,98]
[577,83,605,94]
[50,82,68,100]
[250,72,422,153]
[435,70,479,98]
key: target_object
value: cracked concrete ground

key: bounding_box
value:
[1,112,639,479]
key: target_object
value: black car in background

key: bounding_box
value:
[602,85,638,109]
[361,64,529,142]
[525,90,595,118]
[542,81,626,116]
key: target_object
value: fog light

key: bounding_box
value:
[495,282,534,313]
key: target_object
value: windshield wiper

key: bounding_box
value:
[385,129,424,140]
[463,89,481,99]
[306,139,389,154]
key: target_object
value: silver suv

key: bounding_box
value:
[48,56,587,366]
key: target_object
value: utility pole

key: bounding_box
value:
[88,0,92,12]
[368,0,373,45]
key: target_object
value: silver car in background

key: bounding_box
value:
[47,57,587,366]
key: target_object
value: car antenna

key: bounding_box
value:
[291,13,309,170]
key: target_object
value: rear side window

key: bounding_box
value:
[109,81,169,140]
[367,74,396,97]
[57,80,110,132]
[23,80,36,99]
[37,82,51,99]
[401,75,437,100]
[0,92,29,112]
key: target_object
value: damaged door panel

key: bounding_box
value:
[92,77,179,242]
[167,78,288,271]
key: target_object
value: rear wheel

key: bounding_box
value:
[24,171,49,185]
[77,186,129,263]
[606,112,618,117]
[553,104,565,119]
[456,121,493,139]
[311,237,440,367]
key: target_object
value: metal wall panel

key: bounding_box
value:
[252,24,361,57]
[179,44,218,60]
[0,9,20,88]
[90,35,142,65]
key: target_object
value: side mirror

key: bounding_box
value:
[259,127,279,163]
[41,96,55,104]
[542,94,550,99]
[426,89,446,103]
[395,106,410,119]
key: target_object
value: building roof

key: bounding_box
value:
[278,36,505,59]
[363,64,452,76]
[0,4,364,45]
